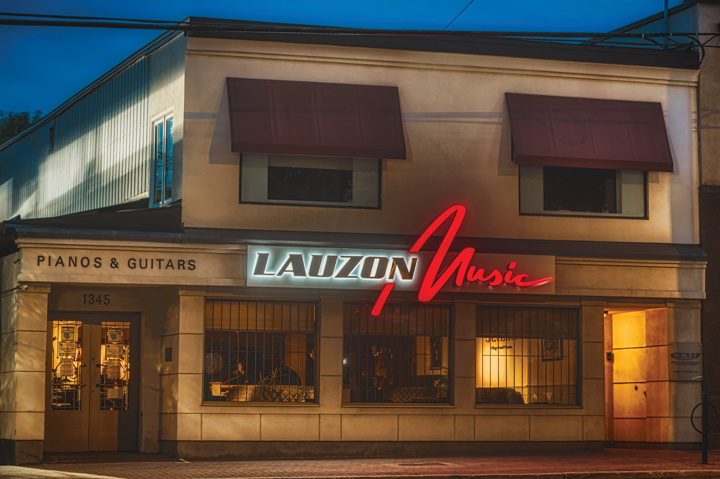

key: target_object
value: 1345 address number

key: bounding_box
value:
[83,293,110,305]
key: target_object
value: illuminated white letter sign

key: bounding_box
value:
[247,206,555,314]
[248,247,421,290]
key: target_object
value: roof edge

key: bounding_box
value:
[184,19,698,71]
[0,30,184,152]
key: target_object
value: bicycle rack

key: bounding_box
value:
[691,392,719,464]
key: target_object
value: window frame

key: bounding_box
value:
[151,113,174,207]
[238,153,383,210]
[474,305,582,408]
[201,298,319,406]
[518,165,648,220]
[342,301,454,407]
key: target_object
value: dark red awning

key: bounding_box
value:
[505,93,673,172]
[227,78,406,159]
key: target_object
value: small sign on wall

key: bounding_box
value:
[668,343,702,381]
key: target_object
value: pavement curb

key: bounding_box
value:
[220,474,720,479]
[232,474,720,479]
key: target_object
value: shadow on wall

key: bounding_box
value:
[666,88,694,244]
[0,56,156,221]
[206,83,234,166]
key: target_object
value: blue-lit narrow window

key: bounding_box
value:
[164,118,173,202]
[152,115,173,206]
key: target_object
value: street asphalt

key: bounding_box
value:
[1,449,720,479]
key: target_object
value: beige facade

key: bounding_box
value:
[183,37,699,244]
[0,25,707,464]
[0,236,705,459]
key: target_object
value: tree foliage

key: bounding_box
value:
[0,110,43,145]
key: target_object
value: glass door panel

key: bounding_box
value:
[49,321,84,410]
[45,320,90,452]
[99,321,131,411]
[45,313,139,452]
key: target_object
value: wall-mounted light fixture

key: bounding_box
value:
[2,283,29,294]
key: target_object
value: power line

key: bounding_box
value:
[0,11,182,24]
[0,12,716,67]
[0,14,714,38]
[444,0,475,31]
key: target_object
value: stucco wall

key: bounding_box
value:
[3,237,704,454]
[181,37,699,244]
[158,293,605,448]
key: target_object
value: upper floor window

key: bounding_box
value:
[153,115,173,205]
[227,78,406,209]
[520,165,645,218]
[240,154,381,208]
[506,92,672,220]
[49,126,55,154]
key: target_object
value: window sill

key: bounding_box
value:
[519,211,647,220]
[342,403,455,408]
[238,199,381,210]
[475,404,583,409]
[201,401,320,407]
[151,199,177,208]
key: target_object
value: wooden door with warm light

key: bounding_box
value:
[44,312,139,452]
[605,309,651,444]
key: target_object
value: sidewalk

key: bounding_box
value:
[2,449,720,479]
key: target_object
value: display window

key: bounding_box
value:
[343,302,451,404]
[49,320,84,410]
[476,306,578,406]
[203,300,317,403]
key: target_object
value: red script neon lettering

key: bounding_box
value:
[371,205,553,315]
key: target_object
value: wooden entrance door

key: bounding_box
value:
[44,313,139,452]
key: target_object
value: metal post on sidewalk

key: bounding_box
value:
[703,392,709,465]
[692,389,718,464]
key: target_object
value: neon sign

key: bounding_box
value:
[371,205,552,314]
[247,205,555,315]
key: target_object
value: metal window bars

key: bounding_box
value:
[343,302,451,404]
[204,300,317,403]
[476,306,578,406]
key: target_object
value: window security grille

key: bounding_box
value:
[204,300,317,403]
[343,303,451,404]
[476,306,578,406]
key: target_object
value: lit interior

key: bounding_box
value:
[50,321,83,410]
[475,337,576,405]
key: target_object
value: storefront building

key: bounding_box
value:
[616,0,720,448]
[0,20,706,464]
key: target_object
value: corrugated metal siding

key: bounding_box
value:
[0,57,151,220]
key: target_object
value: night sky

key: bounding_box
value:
[0,0,684,116]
